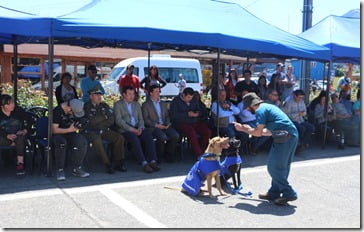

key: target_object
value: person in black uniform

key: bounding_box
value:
[83,86,127,174]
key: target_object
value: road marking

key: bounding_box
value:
[0,189,63,202]
[0,154,359,201]
[99,188,167,228]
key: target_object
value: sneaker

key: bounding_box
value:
[274,196,298,206]
[57,169,66,181]
[16,163,25,175]
[72,166,90,178]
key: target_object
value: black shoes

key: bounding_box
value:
[114,163,127,172]
[274,196,298,205]
[258,192,275,201]
[105,164,115,174]
[150,162,160,172]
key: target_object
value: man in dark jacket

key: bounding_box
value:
[169,87,211,158]
[83,86,126,174]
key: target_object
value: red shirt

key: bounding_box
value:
[119,74,140,90]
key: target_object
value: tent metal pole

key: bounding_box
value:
[12,36,18,106]
[46,36,54,177]
[147,42,151,79]
[216,48,221,136]
[322,61,331,149]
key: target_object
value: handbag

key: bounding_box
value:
[271,130,291,143]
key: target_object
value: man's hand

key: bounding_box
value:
[155,124,165,129]
[188,111,199,117]
[16,129,27,136]
[68,124,78,133]
[6,134,17,141]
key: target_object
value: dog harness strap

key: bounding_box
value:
[201,153,218,158]
[220,156,242,176]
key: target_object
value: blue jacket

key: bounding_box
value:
[182,155,221,196]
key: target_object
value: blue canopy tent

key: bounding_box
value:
[299,9,360,148]
[0,0,332,175]
[299,9,360,64]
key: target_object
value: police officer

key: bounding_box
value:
[83,86,127,174]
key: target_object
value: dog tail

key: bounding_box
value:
[163,186,182,192]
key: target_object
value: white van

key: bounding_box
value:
[101,55,203,96]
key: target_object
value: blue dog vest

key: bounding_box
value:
[220,156,242,176]
[182,154,221,196]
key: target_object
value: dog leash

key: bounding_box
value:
[220,170,253,197]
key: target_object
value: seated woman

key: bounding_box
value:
[0,94,28,175]
[55,72,78,105]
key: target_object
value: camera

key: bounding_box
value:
[72,117,90,130]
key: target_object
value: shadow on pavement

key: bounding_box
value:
[232,200,296,216]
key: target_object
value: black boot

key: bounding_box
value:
[105,164,115,174]
[114,160,127,172]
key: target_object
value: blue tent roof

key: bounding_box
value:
[299,9,360,64]
[0,0,330,61]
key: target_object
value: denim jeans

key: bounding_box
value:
[267,135,298,199]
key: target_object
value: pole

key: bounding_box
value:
[216,48,221,136]
[322,61,331,149]
[46,36,54,177]
[12,36,18,106]
[302,0,313,104]
[147,42,151,78]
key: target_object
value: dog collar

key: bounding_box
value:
[202,153,218,158]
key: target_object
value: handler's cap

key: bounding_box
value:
[243,92,263,108]
[69,99,85,118]
[88,85,103,95]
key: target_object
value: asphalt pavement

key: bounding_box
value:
[0,141,360,229]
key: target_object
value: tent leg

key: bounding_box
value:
[46,37,54,177]
[216,48,221,136]
[322,61,331,149]
[12,36,18,106]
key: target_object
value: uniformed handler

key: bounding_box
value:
[234,92,298,205]
[83,86,127,174]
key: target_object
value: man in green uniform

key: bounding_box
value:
[83,86,127,174]
[234,92,298,205]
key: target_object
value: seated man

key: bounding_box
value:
[170,87,212,158]
[210,89,240,138]
[83,86,127,174]
[142,85,180,162]
[114,86,160,173]
[52,99,90,181]
[283,89,315,150]
[331,93,360,146]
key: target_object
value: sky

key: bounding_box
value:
[230,0,360,35]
